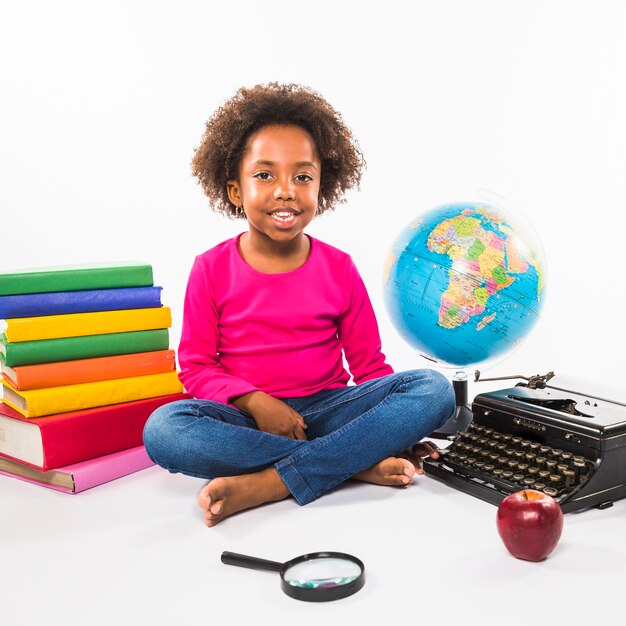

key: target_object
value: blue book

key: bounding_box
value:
[0,286,163,319]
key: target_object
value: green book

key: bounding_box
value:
[0,262,154,296]
[0,329,170,367]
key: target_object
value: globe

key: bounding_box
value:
[383,201,546,369]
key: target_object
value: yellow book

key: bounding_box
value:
[1,371,183,418]
[1,307,172,342]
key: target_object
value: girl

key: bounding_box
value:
[143,83,455,527]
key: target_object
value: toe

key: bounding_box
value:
[197,485,211,510]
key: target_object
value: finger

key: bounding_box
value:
[293,425,308,440]
[292,411,308,430]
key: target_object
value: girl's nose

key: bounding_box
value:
[274,178,295,200]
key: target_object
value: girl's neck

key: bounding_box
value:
[238,231,311,274]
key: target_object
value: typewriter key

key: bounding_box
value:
[543,487,558,497]
[539,470,551,480]
[561,452,573,462]
[513,473,525,484]
[546,460,558,471]
[517,463,529,473]
[507,460,519,470]
[557,464,569,475]
[529,442,541,451]
[528,467,540,477]
[549,474,561,485]
[502,470,514,481]
[523,477,536,487]
[573,460,586,481]
[552,449,563,458]
[539,446,551,455]
[563,470,576,489]
[493,468,504,478]
[535,456,547,469]
[484,464,495,473]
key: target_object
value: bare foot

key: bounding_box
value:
[400,441,440,474]
[197,467,290,527]
[353,456,416,486]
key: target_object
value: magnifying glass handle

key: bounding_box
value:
[221,551,283,573]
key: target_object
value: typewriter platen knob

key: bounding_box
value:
[565,433,582,444]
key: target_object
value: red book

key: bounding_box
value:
[0,394,188,471]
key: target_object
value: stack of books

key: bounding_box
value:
[0,262,187,493]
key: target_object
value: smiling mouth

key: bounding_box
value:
[270,210,301,224]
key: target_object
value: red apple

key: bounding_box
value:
[496,489,563,562]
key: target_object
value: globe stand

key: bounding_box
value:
[428,370,473,439]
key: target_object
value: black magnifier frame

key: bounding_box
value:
[221,550,366,602]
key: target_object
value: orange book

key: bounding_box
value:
[1,350,177,390]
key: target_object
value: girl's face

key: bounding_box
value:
[227,124,321,246]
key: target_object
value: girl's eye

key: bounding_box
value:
[296,174,313,182]
[254,172,271,180]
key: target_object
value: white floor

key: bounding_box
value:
[3,380,626,626]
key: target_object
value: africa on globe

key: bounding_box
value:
[383,201,546,368]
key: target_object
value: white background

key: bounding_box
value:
[2,0,626,396]
[2,2,626,625]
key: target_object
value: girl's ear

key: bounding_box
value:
[226,179,242,207]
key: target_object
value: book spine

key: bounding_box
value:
[0,329,170,367]
[0,393,188,470]
[5,371,184,417]
[69,446,155,493]
[0,286,163,319]
[5,349,177,390]
[4,307,172,342]
[0,446,155,494]
[0,265,154,296]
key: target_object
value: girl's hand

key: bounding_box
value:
[231,391,308,440]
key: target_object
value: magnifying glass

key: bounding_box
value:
[221,550,365,602]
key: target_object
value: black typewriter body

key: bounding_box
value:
[423,384,626,513]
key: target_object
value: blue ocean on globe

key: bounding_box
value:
[383,201,546,368]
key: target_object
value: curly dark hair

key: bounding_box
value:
[191,82,365,218]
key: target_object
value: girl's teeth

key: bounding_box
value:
[272,213,296,222]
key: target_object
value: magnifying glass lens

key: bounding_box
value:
[283,557,362,589]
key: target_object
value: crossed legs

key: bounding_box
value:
[143,369,455,526]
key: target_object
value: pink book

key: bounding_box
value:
[0,445,155,494]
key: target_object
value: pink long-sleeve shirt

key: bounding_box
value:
[178,233,394,405]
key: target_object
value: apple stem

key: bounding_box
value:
[522,491,529,501]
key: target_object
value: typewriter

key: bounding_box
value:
[423,372,626,513]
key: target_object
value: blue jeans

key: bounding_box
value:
[143,369,455,505]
